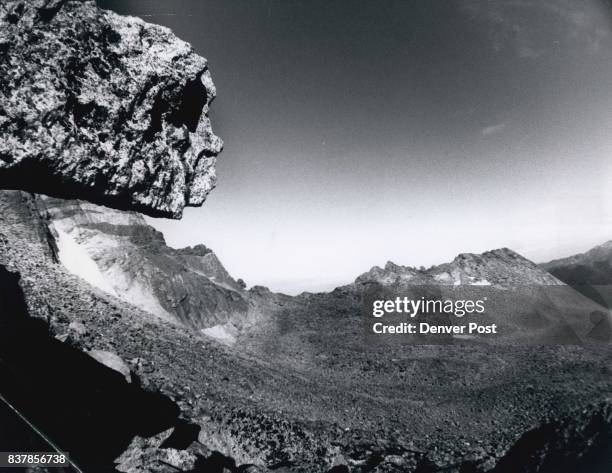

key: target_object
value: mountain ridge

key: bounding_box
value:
[541,240,612,307]
[542,240,612,271]
[355,247,564,288]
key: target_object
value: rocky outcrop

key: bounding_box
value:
[35,196,277,332]
[0,0,222,218]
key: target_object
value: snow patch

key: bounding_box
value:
[54,226,175,323]
[100,265,175,322]
[471,279,491,286]
[55,227,117,296]
[434,272,452,282]
[201,324,237,345]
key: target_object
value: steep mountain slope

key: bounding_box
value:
[35,196,276,332]
[542,241,612,307]
[0,0,222,218]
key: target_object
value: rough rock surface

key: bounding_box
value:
[35,196,278,331]
[0,0,222,218]
[114,429,199,473]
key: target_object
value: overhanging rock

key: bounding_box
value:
[0,0,222,218]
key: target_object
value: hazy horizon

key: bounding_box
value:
[100,0,612,295]
[143,222,612,295]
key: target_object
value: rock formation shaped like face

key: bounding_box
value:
[0,0,222,218]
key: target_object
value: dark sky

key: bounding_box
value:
[100,0,612,293]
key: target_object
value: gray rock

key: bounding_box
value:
[115,429,199,472]
[68,320,87,335]
[0,0,222,218]
[54,332,69,343]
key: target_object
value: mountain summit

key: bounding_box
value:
[357,248,563,288]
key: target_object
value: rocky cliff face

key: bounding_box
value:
[35,196,273,333]
[0,0,222,218]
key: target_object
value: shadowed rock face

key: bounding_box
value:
[0,0,222,218]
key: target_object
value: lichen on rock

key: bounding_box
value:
[0,0,222,218]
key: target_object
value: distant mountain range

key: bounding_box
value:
[357,248,563,287]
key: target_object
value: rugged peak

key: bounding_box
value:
[177,244,213,257]
[383,261,402,271]
[0,0,222,218]
[432,247,561,287]
[356,263,422,286]
[356,248,563,287]
[452,248,528,264]
[448,248,539,274]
